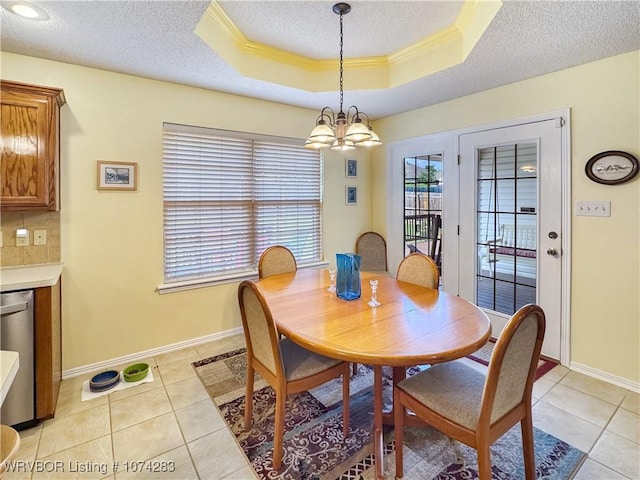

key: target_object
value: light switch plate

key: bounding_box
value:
[576,200,611,217]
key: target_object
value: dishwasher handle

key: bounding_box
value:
[0,301,28,316]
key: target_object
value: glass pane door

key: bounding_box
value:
[476,144,537,314]
[403,154,443,279]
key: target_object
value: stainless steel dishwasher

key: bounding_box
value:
[1,290,37,429]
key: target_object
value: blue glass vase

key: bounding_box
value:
[336,253,361,300]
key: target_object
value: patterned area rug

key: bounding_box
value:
[193,349,584,480]
[466,339,558,381]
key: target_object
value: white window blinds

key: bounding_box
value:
[162,123,323,285]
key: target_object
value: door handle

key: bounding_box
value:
[546,248,558,256]
[0,301,28,316]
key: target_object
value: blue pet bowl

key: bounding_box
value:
[89,370,120,392]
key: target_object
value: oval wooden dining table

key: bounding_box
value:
[255,268,491,479]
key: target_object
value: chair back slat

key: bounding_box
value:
[396,252,439,290]
[258,245,297,279]
[356,232,387,271]
[480,305,545,426]
[238,281,283,377]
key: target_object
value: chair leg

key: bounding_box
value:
[476,441,492,480]
[352,363,358,375]
[394,389,405,479]
[342,364,350,438]
[272,388,286,470]
[521,411,536,480]
[244,363,254,430]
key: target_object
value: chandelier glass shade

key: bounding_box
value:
[305,3,381,151]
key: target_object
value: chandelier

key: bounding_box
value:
[305,3,381,151]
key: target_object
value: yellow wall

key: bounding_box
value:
[372,50,640,385]
[1,52,372,370]
[2,51,638,386]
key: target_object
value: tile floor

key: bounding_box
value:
[3,334,639,480]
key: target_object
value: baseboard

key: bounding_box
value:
[62,327,244,379]
[569,361,640,393]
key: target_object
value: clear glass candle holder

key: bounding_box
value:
[327,269,336,292]
[368,279,381,307]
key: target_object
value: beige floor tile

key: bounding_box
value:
[533,401,602,452]
[110,388,173,432]
[55,379,109,418]
[195,335,246,359]
[38,404,111,459]
[560,371,628,405]
[607,408,640,444]
[573,458,630,480]
[532,376,555,400]
[188,429,250,479]
[543,383,617,427]
[620,390,639,413]
[114,445,197,480]
[543,364,569,383]
[112,413,184,466]
[155,358,198,385]
[165,376,210,410]
[175,399,226,443]
[32,435,113,480]
[153,347,200,366]
[108,374,163,403]
[590,431,640,479]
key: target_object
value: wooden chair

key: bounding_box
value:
[355,232,387,272]
[0,424,20,475]
[258,245,297,279]
[396,252,440,290]
[238,280,350,470]
[394,304,546,480]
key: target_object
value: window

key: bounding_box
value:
[161,123,323,291]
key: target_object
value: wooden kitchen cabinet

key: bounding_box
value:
[1,80,66,211]
[34,278,62,420]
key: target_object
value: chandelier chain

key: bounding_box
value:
[339,11,344,114]
[304,3,380,150]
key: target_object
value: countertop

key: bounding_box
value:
[0,350,19,407]
[0,263,63,292]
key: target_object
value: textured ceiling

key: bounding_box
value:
[1,1,639,119]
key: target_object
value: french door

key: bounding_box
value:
[458,118,566,360]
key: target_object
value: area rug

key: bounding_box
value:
[193,349,584,480]
[466,339,558,381]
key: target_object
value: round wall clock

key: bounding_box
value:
[585,150,639,185]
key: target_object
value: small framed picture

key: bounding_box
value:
[346,158,358,178]
[346,185,358,205]
[97,161,138,191]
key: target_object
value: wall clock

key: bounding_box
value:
[585,150,639,185]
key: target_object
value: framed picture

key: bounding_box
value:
[346,185,358,205]
[97,161,138,191]
[346,158,358,178]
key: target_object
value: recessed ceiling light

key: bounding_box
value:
[2,1,49,20]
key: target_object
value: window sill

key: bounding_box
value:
[156,261,329,295]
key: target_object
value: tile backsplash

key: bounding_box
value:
[0,211,61,267]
